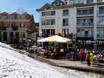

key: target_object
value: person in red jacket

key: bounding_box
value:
[86,52,91,66]
[79,48,85,63]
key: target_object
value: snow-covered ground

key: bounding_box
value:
[0,42,66,78]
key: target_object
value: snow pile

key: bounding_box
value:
[0,43,66,78]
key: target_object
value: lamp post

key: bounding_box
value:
[72,34,76,48]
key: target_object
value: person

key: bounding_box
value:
[79,48,85,63]
[90,48,94,65]
[60,48,64,58]
[85,48,88,54]
[86,52,91,66]
[53,47,58,59]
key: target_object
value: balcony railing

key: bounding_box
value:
[77,12,94,16]
[97,35,104,38]
[99,10,104,14]
[77,8,94,16]
[77,34,93,38]
[77,22,94,26]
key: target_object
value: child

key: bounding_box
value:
[79,48,85,63]
[86,52,91,66]
[90,48,94,65]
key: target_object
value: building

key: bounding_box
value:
[0,12,36,44]
[37,0,76,37]
[37,0,104,44]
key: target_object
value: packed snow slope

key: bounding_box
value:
[0,42,66,78]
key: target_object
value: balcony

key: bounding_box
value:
[77,18,94,27]
[77,13,94,17]
[97,0,104,3]
[97,35,104,39]
[77,23,93,27]
[77,33,93,37]
[77,34,93,40]
[86,0,94,4]
[99,10,104,15]
[77,8,94,17]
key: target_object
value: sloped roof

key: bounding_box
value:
[0,12,8,15]
[37,0,64,12]
[37,0,104,12]
[37,3,52,12]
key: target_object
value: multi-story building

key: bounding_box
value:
[37,0,76,37]
[37,0,104,43]
[0,12,36,43]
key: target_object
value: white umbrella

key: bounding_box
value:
[37,35,71,43]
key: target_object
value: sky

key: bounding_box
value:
[0,0,54,22]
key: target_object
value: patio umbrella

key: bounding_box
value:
[37,35,71,43]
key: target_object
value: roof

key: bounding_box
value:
[37,1,104,12]
[37,0,64,12]
[37,3,52,12]
[52,0,64,6]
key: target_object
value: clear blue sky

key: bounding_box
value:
[0,0,53,22]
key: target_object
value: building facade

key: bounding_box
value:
[0,12,35,43]
[37,0,104,42]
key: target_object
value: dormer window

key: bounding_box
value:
[56,2,60,6]
[52,0,64,6]
[63,9,69,16]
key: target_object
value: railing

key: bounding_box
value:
[77,23,94,26]
[77,12,94,16]
[77,34,93,38]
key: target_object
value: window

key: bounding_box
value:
[63,9,69,16]
[0,16,2,20]
[86,0,93,3]
[97,0,103,2]
[51,19,55,25]
[51,29,55,35]
[46,19,51,25]
[2,16,7,20]
[0,31,1,41]
[42,11,56,16]
[42,12,46,16]
[97,29,104,38]
[98,16,104,25]
[10,16,17,20]
[77,29,93,37]
[42,29,45,35]
[3,32,7,41]
[99,6,104,14]
[42,19,55,25]
[51,11,56,15]
[12,26,18,30]
[63,18,69,26]
[62,29,69,35]
[42,20,45,25]
[76,0,84,4]
[1,26,6,30]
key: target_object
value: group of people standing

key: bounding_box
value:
[79,47,94,66]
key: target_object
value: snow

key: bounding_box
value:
[0,42,66,78]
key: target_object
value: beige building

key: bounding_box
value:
[0,12,36,43]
